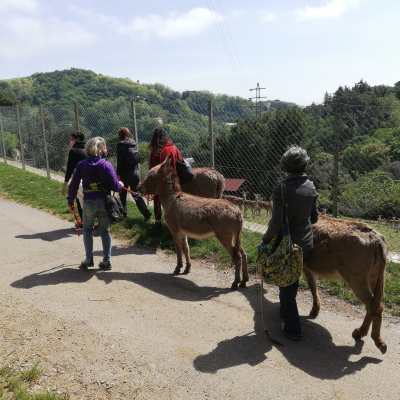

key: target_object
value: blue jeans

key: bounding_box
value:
[82,199,111,262]
[279,250,311,336]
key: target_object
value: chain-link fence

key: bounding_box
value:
[1,100,400,253]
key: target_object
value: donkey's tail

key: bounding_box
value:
[372,234,388,310]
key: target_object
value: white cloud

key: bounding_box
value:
[0,15,94,59]
[295,0,366,20]
[262,11,278,22]
[117,8,221,41]
[0,0,39,13]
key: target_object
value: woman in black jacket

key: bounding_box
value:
[61,131,86,222]
[262,145,319,341]
[116,127,151,220]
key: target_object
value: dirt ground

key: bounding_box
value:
[1,197,400,400]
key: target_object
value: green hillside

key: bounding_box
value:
[0,68,254,110]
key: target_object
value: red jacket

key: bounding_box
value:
[149,140,183,170]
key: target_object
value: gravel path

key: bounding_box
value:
[0,197,399,399]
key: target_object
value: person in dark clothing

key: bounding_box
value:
[262,145,318,341]
[148,127,183,235]
[61,131,86,222]
[116,127,151,221]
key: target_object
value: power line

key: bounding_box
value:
[206,0,248,97]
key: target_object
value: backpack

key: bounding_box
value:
[92,172,125,224]
[102,192,125,223]
[125,146,141,166]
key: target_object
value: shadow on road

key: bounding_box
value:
[16,228,78,241]
[10,261,383,379]
[193,282,382,379]
[11,266,230,302]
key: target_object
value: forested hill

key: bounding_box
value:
[0,68,255,110]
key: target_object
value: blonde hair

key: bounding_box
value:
[85,137,106,156]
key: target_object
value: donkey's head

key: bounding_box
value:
[139,155,175,195]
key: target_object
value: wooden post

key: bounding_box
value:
[0,111,7,163]
[208,100,214,168]
[332,99,341,218]
[74,102,80,131]
[39,103,51,178]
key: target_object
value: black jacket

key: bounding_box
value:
[262,173,319,253]
[116,139,139,177]
[64,141,86,182]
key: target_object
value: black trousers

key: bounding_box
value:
[120,170,151,218]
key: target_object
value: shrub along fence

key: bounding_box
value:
[1,100,400,253]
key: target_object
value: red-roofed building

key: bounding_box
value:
[224,179,245,192]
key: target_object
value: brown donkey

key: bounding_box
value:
[139,156,248,290]
[181,167,224,199]
[305,215,388,354]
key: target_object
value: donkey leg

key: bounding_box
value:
[349,284,374,340]
[181,236,192,274]
[231,253,243,290]
[303,267,320,317]
[348,283,387,353]
[238,247,248,288]
[172,232,184,275]
[370,302,387,354]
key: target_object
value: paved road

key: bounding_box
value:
[0,197,399,399]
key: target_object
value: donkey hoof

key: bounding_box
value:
[352,328,363,340]
[230,282,239,290]
[173,267,181,275]
[309,310,319,318]
[239,282,247,288]
[377,342,387,355]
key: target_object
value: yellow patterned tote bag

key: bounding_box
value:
[257,184,303,287]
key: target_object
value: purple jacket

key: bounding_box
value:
[67,156,122,204]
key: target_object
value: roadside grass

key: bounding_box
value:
[0,362,69,400]
[0,162,399,316]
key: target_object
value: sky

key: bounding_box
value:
[1,0,400,106]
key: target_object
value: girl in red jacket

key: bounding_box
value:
[148,127,183,235]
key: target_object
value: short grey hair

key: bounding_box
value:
[281,145,310,174]
[85,137,106,156]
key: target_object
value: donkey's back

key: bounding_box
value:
[181,167,224,199]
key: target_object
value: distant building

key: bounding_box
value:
[225,123,236,127]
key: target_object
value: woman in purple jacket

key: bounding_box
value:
[67,137,122,271]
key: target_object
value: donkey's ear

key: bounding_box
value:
[164,155,173,168]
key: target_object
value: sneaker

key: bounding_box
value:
[144,212,152,221]
[80,258,94,269]
[98,260,112,270]
[281,323,302,341]
[148,222,162,235]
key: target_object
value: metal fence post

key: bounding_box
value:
[332,100,341,218]
[74,102,80,131]
[208,100,214,168]
[131,100,140,173]
[0,111,7,163]
[39,103,51,178]
[16,106,26,170]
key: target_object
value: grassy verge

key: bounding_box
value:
[0,162,399,316]
[0,363,69,400]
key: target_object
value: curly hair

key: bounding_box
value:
[281,145,310,174]
[149,127,168,154]
[118,127,131,141]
